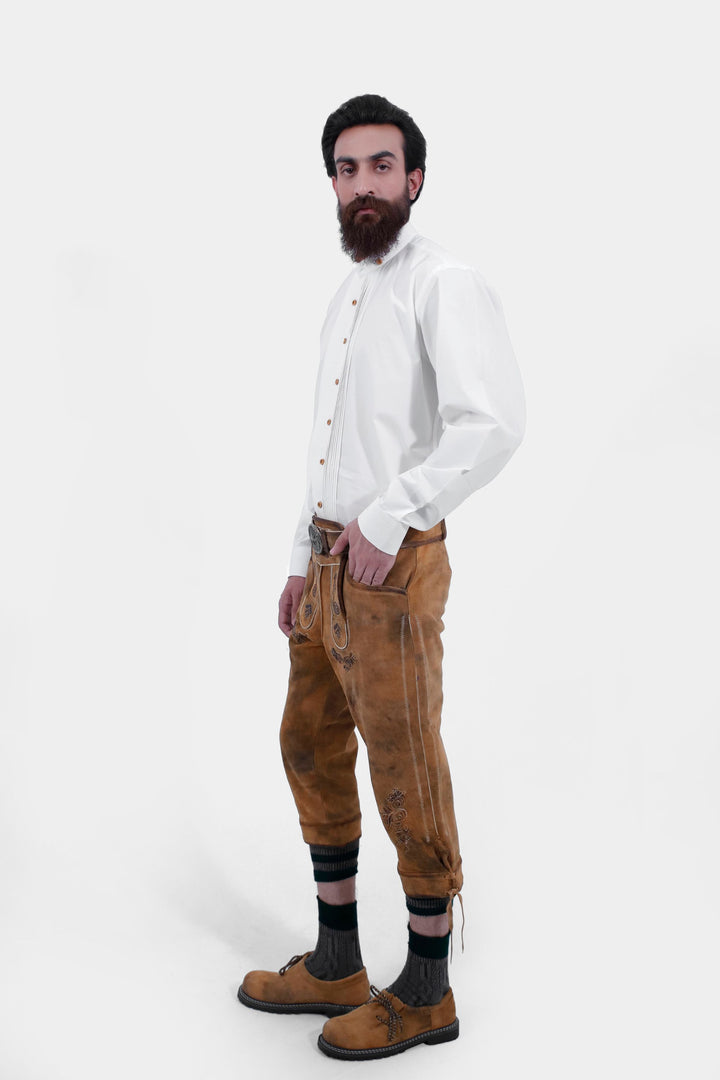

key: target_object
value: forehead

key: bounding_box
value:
[333,123,405,162]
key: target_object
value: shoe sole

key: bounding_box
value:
[237,985,360,1018]
[317,1017,460,1059]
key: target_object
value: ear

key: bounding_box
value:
[407,168,423,201]
[332,176,338,196]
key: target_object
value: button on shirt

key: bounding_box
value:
[287,222,526,577]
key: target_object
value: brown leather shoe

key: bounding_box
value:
[237,952,371,1017]
[318,984,459,1059]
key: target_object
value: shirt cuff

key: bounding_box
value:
[357,500,409,558]
[288,541,312,579]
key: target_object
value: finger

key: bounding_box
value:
[329,530,346,555]
[282,604,293,635]
[359,565,373,585]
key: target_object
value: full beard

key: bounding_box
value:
[337,193,411,262]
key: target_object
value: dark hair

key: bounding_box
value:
[321,94,427,203]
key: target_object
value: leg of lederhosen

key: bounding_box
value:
[328,534,463,900]
[280,555,362,847]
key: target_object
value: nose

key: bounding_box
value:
[354,167,374,197]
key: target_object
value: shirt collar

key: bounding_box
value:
[355,221,418,275]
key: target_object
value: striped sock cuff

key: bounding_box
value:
[408,925,451,960]
[309,840,359,883]
[317,897,358,931]
[405,895,450,918]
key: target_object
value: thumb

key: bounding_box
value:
[329,528,348,555]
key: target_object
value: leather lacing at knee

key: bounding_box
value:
[446,887,465,960]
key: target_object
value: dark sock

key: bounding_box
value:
[308,839,359,883]
[304,840,363,981]
[304,897,364,980]
[386,896,451,1007]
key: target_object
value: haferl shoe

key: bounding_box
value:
[237,952,371,1018]
[317,985,459,1060]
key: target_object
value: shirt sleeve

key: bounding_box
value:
[287,350,327,577]
[357,266,526,557]
[287,474,313,578]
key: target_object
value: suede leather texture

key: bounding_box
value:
[321,988,457,1051]
[281,515,463,900]
[241,952,371,1008]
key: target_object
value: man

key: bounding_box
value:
[238,94,526,1060]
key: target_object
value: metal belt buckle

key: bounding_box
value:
[308,522,325,554]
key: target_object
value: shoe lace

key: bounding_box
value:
[369,985,404,1043]
[278,954,304,976]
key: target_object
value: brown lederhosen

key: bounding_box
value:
[280,514,463,902]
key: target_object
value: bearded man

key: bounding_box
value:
[238,94,526,1061]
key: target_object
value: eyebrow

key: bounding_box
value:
[334,150,398,166]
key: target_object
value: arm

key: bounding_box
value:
[286,335,329,578]
[279,477,314,637]
[357,266,526,557]
[287,474,314,579]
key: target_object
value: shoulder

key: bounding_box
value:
[404,232,501,314]
[408,231,476,273]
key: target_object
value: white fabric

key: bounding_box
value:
[287,222,526,578]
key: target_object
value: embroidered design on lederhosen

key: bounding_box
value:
[296,565,319,632]
[330,646,357,670]
[381,788,412,847]
[329,562,349,650]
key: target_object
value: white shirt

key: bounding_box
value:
[287,221,526,578]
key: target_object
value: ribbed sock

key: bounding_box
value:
[304,840,363,982]
[386,896,451,1007]
[304,897,364,980]
[308,840,359,883]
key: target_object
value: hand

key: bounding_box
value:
[329,517,397,586]
[279,574,307,638]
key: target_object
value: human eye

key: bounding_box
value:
[376,161,390,171]
[340,165,355,176]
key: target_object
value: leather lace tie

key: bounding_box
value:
[370,986,404,1043]
[446,888,465,960]
[278,954,304,976]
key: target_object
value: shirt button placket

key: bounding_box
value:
[323,290,360,520]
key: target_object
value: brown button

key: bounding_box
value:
[352,299,357,305]
[343,338,347,344]
[335,378,339,384]
[375,257,382,264]
[327,418,331,425]
[320,458,325,465]
[317,501,323,508]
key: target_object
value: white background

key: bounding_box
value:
[1,1,719,1077]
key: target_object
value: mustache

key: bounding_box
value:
[343,195,388,218]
